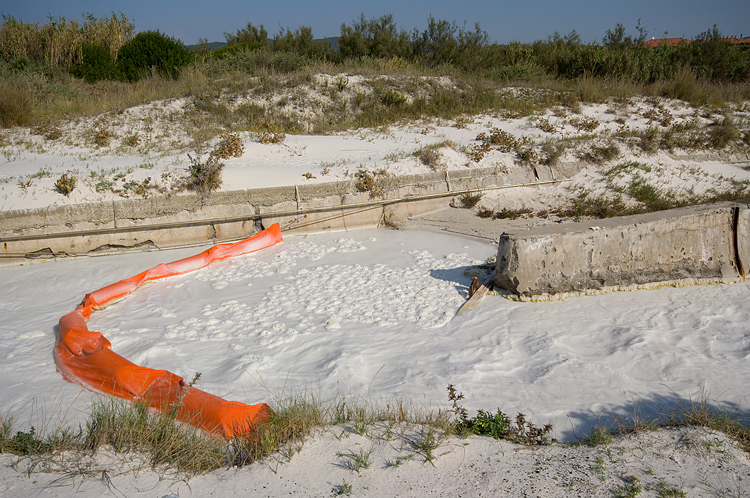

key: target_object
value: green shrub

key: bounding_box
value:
[209,47,312,75]
[3,426,54,455]
[117,30,193,82]
[469,409,511,438]
[71,43,118,82]
[338,14,413,60]
[489,62,546,83]
[225,22,269,47]
[212,41,265,59]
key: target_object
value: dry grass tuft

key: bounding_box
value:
[0,79,34,127]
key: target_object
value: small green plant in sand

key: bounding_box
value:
[337,446,374,472]
[55,173,78,195]
[613,475,643,498]
[447,384,553,445]
[332,479,353,496]
[410,426,442,463]
[459,192,483,208]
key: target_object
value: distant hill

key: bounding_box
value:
[186,41,227,51]
[187,38,340,53]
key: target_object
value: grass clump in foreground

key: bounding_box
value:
[2,387,748,480]
[0,383,549,478]
[583,392,750,455]
[0,390,451,476]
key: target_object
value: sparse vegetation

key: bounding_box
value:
[92,127,113,147]
[576,142,620,164]
[337,446,374,472]
[494,207,534,219]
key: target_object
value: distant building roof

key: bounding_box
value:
[640,37,750,48]
[723,37,750,44]
[641,38,690,47]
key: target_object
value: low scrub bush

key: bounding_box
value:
[556,193,632,219]
[577,143,620,164]
[0,425,71,455]
[188,152,224,197]
[258,130,286,144]
[92,127,113,147]
[476,207,495,218]
[493,207,534,219]
[541,140,566,166]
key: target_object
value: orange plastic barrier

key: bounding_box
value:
[55,224,283,438]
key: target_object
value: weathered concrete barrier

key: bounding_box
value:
[495,201,749,300]
[0,163,578,263]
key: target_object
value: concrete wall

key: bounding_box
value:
[0,163,578,262]
[495,201,749,300]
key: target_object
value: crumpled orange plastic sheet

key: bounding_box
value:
[55,223,283,438]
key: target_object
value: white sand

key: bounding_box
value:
[1,89,750,496]
[1,229,750,496]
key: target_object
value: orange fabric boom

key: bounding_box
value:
[55,224,283,438]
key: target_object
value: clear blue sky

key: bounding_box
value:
[2,0,748,45]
